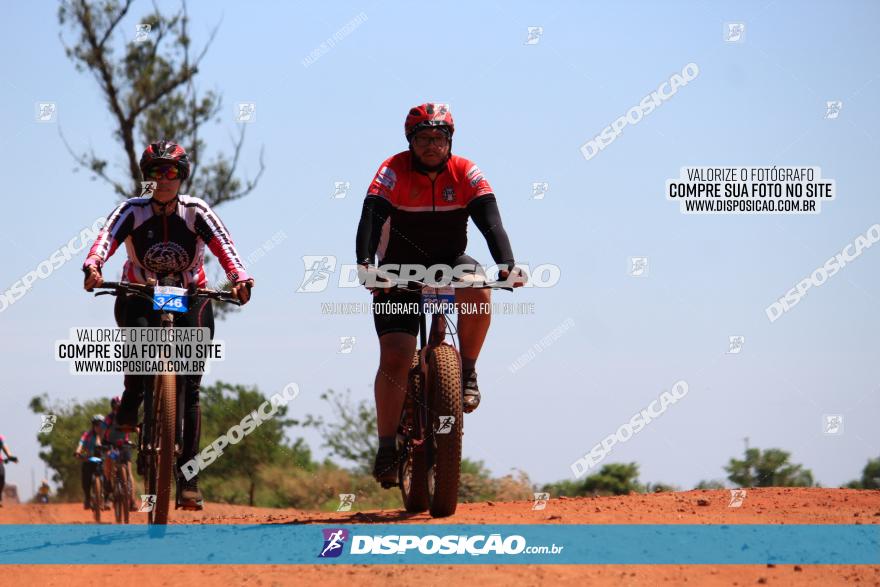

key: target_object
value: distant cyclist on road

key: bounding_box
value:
[36,479,50,504]
[0,434,19,507]
[103,395,137,510]
[82,140,255,510]
[355,103,526,486]
[74,415,106,510]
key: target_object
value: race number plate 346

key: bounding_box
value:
[153,285,189,313]
[421,286,455,315]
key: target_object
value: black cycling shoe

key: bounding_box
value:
[373,445,400,488]
[462,369,481,413]
[176,477,204,511]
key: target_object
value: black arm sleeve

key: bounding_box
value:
[355,195,392,265]
[467,194,516,267]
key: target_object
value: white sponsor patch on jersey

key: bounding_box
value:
[466,164,485,187]
[375,166,397,190]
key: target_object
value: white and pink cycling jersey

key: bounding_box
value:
[85,195,250,287]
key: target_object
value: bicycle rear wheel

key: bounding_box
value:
[91,473,102,523]
[113,470,123,523]
[400,352,430,513]
[148,372,176,525]
[427,343,463,518]
[121,465,131,524]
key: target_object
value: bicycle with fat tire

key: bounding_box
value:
[385,277,511,518]
[91,279,239,524]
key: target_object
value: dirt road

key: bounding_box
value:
[1,488,877,586]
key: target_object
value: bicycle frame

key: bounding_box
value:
[91,278,239,523]
[394,278,513,516]
[140,302,180,478]
[105,444,133,523]
[412,311,452,448]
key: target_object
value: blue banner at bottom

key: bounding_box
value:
[0,524,875,564]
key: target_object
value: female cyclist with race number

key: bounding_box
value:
[82,140,254,509]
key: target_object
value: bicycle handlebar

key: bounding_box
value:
[93,281,242,306]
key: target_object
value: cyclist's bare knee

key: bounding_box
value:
[456,286,490,305]
[378,332,417,372]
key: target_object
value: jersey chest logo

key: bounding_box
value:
[143,242,190,273]
[442,186,456,202]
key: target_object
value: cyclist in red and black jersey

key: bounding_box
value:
[356,104,526,485]
[102,395,137,510]
[75,415,106,510]
[82,140,254,509]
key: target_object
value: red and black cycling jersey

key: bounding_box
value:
[356,152,515,267]
[102,412,130,446]
[77,429,102,456]
[85,194,250,287]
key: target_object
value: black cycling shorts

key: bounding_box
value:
[372,254,484,338]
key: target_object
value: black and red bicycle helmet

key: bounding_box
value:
[139,139,191,181]
[405,103,454,140]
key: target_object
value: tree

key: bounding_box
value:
[695,479,726,490]
[198,381,307,506]
[29,393,110,500]
[845,457,880,489]
[302,389,377,474]
[582,463,642,495]
[458,458,533,502]
[725,448,813,487]
[58,0,264,204]
[644,482,679,493]
[542,462,643,497]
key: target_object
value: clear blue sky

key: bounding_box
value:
[1,0,878,496]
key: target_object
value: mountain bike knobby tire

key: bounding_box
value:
[91,472,102,523]
[113,468,123,523]
[122,465,132,524]
[115,464,131,524]
[148,372,177,525]
[400,351,430,513]
[428,343,463,518]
